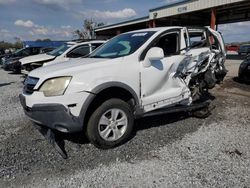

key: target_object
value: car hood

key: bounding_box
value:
[29,58,109,79]
[20,53,55,65]
[6,56,21,63]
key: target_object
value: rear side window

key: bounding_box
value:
[189,31,209,48]
[67,45,90,58]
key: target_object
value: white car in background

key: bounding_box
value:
[20,40,105,72]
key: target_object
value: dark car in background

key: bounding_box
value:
[1,47,42,73]
[238,44,250,55]
[0,48,11,64]
[238,54,250,82]
[0,48,5,56]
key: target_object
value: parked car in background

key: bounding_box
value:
[226,44,239,52]
[20,40,105,72]
[20,27,226,150]
[0,48,12,65]
[238,44,250,55]
[2,47,42,73]
[0,48,6,64]
[238,54,250,82]
[0,48,5,56]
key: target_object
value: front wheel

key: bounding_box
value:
[86,99,134,149]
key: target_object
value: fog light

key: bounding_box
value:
[55,125,69,133]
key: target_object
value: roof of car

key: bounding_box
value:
[66,41,77,45]
[74,40,106,46]
[126,26,183,34]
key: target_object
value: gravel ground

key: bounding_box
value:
[0,57,249,187]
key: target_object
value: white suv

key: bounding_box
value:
[20,27,226,149]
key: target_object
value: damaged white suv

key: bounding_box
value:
[20,27,226,149]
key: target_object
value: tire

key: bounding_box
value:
[13,68,21,74]
[86,98,134,149]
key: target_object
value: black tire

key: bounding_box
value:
[86,98,134,149]
[13,68,21,74]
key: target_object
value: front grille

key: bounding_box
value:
[23,76,39,94]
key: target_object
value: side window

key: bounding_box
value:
[153,32,179,56]
[67,45,90,58]
[91,43,103,51]
[189,31,208,48]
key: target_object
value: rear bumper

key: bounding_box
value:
[19,94,83,133]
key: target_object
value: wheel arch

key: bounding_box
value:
[79,82,141,129]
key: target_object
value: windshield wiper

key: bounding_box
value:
[89,55,104,58]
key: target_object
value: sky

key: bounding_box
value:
[0,0,249,43]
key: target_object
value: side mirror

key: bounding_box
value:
[143,47,164,68]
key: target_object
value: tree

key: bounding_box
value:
[36,38,51,42]
[0,40,22,50]
[73,29,88,39]
[74,19,105,40]
[13,41,22,49]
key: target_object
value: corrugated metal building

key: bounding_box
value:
[95,0,250,38]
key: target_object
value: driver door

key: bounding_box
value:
[140,30,190,112]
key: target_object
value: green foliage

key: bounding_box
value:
[0,41,23,50]
[74,19,105,39]
[36,38,51,42]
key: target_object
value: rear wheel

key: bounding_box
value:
[86,98,134,149]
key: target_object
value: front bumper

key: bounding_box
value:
[3,62,11,71]
[4,62,19,71]
[12,61,21,72]
[19,94,83,133]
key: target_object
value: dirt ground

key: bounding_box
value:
[0,56,249,187]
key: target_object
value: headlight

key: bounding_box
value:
[39,76,71,97]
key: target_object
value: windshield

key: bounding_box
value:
[89,31,156,58]
[47,43,72,56]
[14,48,25,56]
